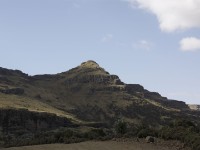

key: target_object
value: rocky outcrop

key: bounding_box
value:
[0,109,75,134]
[125,84,145,94]
[80,60,100,68]
[160,99,189,110]
[65,74,123,85]
[144,91,165,100]
[0,88,24,95]
[0,67,28,77]
[124,84,189,110]
[88,86,124,94]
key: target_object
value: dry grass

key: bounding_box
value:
[0,93,81,123]
[145,99,180,112]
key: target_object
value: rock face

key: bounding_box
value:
[160,99,189,110]
[0,109,75,134]
[125,84,164,99]
[80,60,100,68]
[125,84,145,93]
[65,74,124,85]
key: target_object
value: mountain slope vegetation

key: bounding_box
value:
[0,60,200,148]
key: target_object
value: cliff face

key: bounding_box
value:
[124,84,189,110]
[0,109,74,134]
[0,60,199,130]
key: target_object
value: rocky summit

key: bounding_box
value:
[80,60,101,68]
[0,60,200,148]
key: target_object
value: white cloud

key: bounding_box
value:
[132,40,153,50]
[101,34,113,42]
[124,0,200,32]
[180,37,200,51]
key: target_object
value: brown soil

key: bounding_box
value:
[2,140,191,150]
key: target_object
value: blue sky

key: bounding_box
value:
[0,0,200,104]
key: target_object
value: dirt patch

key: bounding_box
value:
[2,140,191,150]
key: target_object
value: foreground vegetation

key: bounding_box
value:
[0,62,200,150]
[121,119,200,150]
[159,120,200,150]
[0,127,112,148]
[0,119,199,150]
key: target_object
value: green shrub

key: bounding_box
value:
[86,128,106,140]
[114,119,127,135]
[137,128,157,138]
[158,119,200,150]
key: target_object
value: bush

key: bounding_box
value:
[158,119,200,150]
[174,119,196,128]
[136,126,158,138]
[85,128,106,140]
[137,128,152,138]
[114,119,127,135]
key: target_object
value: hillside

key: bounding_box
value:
[0,61,199,124]
[0,60,200,148]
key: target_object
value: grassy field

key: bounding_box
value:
[1,141,190,150]
[0,93,81,123]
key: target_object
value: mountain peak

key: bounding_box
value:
[80,60,100,68]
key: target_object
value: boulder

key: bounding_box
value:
[145,136,155,143]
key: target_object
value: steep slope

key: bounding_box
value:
[0,61,200,128]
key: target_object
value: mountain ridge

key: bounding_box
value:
[0,60,200,148]
[0,61,198,109]
[0,61,198,110]
[0,60,196,105]
[0,60,198,119]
